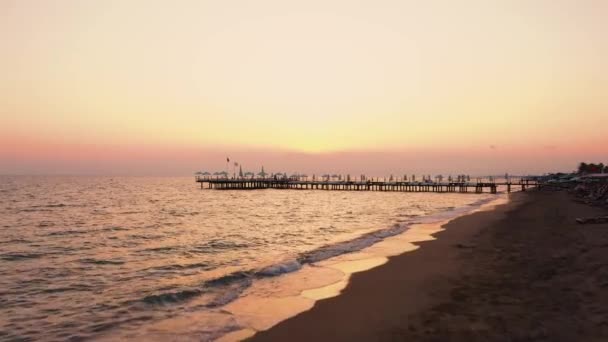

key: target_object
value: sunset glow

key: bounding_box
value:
[1,0,607,175]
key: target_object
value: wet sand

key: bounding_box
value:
[250,190,608,341]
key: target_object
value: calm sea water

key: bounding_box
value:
[0,176,495,341]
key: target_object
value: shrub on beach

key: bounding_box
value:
[577,162,607,175]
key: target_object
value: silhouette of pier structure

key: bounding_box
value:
[195,176,539,194]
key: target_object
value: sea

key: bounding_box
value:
[0,176,503,341]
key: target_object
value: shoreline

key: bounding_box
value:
[208,194,508,341]
[217,195,507,341]
[94,192,501,341]
[249,190,608,341]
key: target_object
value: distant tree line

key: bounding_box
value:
[578,162,607,174]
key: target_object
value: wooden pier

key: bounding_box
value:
[195,177,540,194]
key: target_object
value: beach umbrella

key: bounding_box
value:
[196,171,211,179]
[257,166,267,178]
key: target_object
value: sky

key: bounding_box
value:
[1,0,606,176]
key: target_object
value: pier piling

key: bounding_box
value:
[195,177,538,194]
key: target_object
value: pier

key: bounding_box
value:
[195,177,540,194]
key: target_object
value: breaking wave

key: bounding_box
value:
[136,195,501,314]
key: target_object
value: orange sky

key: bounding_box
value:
[1,0,607,175]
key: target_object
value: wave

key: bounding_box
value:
[47,230,88,237]
[19,208,53,213]
[189,240,252,253]
[140,271,252,307]
[137,196,500,313]
[139,246,177,253]
[137,224,408,309]
[205,271,251,287]
[79,258,125,265]
[299,223,407,264]
[142,288,203,306]
[36,203,67,208]
[100,226,130,232]
[146,262,211,272]
[256,260,302,276]
[0,238,33,245]
[137,225,414,308]
[205,273,253,307]
[128,234,164,241]
[118,211,144,215]
[1,252,44,261]
[40,284,93,294]
[24,203,85,210]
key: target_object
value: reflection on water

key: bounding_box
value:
[0,176,495,340]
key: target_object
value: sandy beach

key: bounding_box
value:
[250,190,608,341]
[4,2,607,341]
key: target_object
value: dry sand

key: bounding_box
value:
[250,190,608,341]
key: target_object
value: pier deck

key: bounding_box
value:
[195,177,539,193]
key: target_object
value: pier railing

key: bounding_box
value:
[195,176,540,193]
